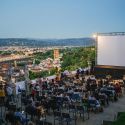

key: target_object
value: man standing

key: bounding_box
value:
[6,85,13,101]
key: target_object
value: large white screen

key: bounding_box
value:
[97,35,125,67]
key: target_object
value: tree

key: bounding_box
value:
[35,59,40,65]
[61,47,95,71]
[49,68,57,75]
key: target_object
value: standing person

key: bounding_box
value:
[6,85,13,101]
[35,84,40,98]
[31,87,36,100]
[0,83,5,104]
[12,83,16,102]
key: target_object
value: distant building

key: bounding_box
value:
[54,49,59,60]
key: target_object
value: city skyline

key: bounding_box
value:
[0,0,125,38]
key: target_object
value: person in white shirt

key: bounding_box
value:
[88,95,96,101]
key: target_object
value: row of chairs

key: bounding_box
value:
[5,112,29,125]
[54,111,76,125]
[36,121,52,125]
[69,104,89,120]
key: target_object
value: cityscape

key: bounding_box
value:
[0,0,125,125]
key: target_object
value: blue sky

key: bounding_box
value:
[0,0,125,38]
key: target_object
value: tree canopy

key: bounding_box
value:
[61,47,95,71]
[29,47,95,79]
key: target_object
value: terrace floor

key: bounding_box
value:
[1,94,125,125]
[78,94,125,125]
[43,94,125,125]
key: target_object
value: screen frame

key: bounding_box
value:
[96,32,125,67]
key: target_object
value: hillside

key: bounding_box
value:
[0,38,95,47]
[29,47,95,79]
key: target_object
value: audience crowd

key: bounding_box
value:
[0,68,125,125]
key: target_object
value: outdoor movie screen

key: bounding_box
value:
[97,34,125,67]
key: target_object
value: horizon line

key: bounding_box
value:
[0,37,93,39]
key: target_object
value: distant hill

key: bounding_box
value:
[0,38,95,47]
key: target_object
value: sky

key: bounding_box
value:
[0,0,125,38]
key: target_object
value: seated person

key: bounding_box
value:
[72,89,81,101]
[64,93,71,103]
[88,95,101,110]
[88,95,96,101]
[15,108,29,124]
[5,110,15,124]
[99,92,109,105]
[95,100,101,108]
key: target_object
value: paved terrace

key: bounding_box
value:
[43,94,125,125]
[0,93,125,125]
[78,95,125,125]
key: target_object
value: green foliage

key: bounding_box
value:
[29,68,57,80]
[31,47,96,79]
[29,70,49,80]
[34,50,53,60]
[0,51,11,55]
[34,59,40,65]
[0,51,3,54]
[49,68,57,75]
[108,112,125,125]
[29,50,59,79]
[113,112,125,125]
[17,62,26,66]
[61,47,95,71]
